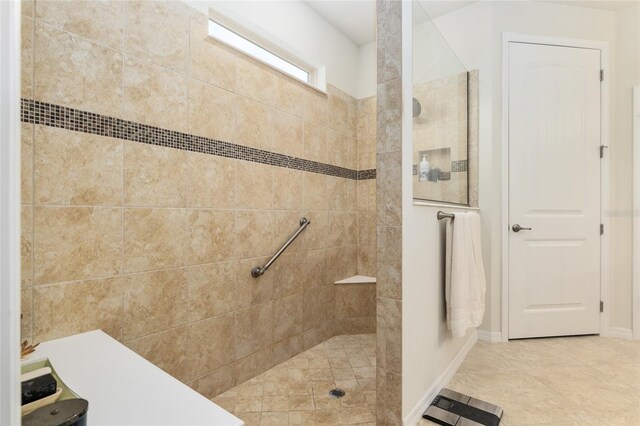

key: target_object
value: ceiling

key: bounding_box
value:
[547,1,639,11]
[304,1,377,46]
[303,0,638,47]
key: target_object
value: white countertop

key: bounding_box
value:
[334,275,377,285]
[23,330,243,426]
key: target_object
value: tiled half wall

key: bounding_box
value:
[20,0,376,400]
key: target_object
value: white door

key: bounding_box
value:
[508,42,601,339]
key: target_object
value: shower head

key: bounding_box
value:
[413,97,422,118]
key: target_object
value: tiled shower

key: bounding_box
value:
[20,0,377,405]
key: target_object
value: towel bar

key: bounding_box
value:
[437,211,455,220]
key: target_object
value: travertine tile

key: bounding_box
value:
[272,335,304,365]
[189,12,236,92]
[22,0,34,18]
[236,57,275,106]
[186,209,235,265]
[336,284,376,318]
[189,364,236,400]
[298,250,328,290]
[303,89,327,126]
[123,268,187,340]
[235,96,273,151]
[357,245,377,278]
[188,313,235,379]
[228,338,375,425]
[34,22,123,117]
[21,286,33,342]
[377,152,402,226]
[33,206,122,284]
[302,173,328,212]
[358,213,376,245]
[234,257,275,309]
[235,302,273,359]
[126,326,189,383]
[376,78,402,154]
[124,142,186,207]
[235,346,274,384]
[35,0,125,50]
[123,56,188,132]
[357,97,377,171]
[327,212,357,248]
[34,126,122,206]
[235,210,275,259]
[188,79,236,143]
[376,226,401,299]
[327,129,356,170]
[185,152,236,209]
[21,206,33,288]
[123,208,186,273]
[124,0,189,74]
[273,293,303,343]
[326,177,352,212]
[236,161,273,210]
[303,122,327,164]
[21,123,33,204]
[273,168,303,211]
[328,85,356,137]
[33,276,123,342]
[274,75,303,117]
[327,245,357,284]
[21,16,33,98]
[376,1,401,84]
[297,214,327,252]
[376,367,401,425]
[303,285,334,331]
[187,261,237,323]
[376,297,401,374]
[273,110,303,158]
[273,211,306,254]
[357,179,376,213]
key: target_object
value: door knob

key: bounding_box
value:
[512,224,532,232]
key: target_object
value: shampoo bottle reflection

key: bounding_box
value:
[419,154,430,182]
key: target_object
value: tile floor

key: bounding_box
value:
[212,334,377,425]
[420,335,640,426]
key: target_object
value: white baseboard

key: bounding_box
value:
[403,330,478,426]
[609,327,633,340]
[477,329,502,343]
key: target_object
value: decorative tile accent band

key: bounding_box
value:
[20,98,377,181]
[411,160,467,176]
[451,160,468,173]
[357,169,377,180]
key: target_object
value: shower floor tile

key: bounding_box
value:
[419,335,640,426]
[212,334,376,426]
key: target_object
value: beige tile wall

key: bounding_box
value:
[20,0,377,399]
[376,0,403,425]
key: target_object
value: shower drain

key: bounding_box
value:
[328,388,345,398]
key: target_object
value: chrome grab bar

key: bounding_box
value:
[251,217,310,278]
[437,211,455,220]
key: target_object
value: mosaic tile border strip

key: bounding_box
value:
[20,98,377,181]
[412,160,467,176]
[451,159,468,173]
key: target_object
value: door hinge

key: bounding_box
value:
[600,145,608,158]
[600,69,604,81]
[600,301,604,312]
[600,224,604,235]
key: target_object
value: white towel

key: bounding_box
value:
[445,211,486,337]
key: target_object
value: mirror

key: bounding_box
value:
[412,2,478,206]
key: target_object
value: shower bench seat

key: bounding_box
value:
[334,275,376,285]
